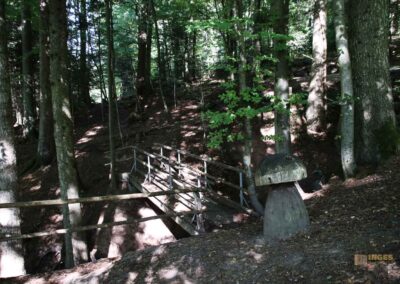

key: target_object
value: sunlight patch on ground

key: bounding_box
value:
[135,207,176,250]
[77,125,104,145]
[183,131,197,137]
[108,206,129,258]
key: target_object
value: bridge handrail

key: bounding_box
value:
[154,143,244,174]
[132,147,243,191]
[0,188,203,209]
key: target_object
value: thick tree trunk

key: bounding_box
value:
[79,0,90,106]
[105,0,117,193]
[334,0,356,179]
[306,0,327,134]
[0,2,26,277]
[49,0,88,268]
[21,0,36,138]
[272,0,291,155]
[37,0,54,166]
[349,0,396,165]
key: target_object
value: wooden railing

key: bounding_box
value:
[0,188,204,242]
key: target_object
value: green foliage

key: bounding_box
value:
[374,121,400,159]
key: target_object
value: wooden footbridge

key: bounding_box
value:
[0,144,253,248]
[117,143,253,235]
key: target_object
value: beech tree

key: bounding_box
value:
[21,0,36,138]
[349,0,397,164]
[306,0,327,134]
[49,0,88,267]
[136,0,153,111]
[79,0,90,106]
[334,0,356,178]
[37,0,54,166]
[0,1,26,277]
[272,0,291,155]
[105,0,117,192]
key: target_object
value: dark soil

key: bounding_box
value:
[7,43,400,282]
[8,154,400,283]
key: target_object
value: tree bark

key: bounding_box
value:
[105,0,117,193]
[21,0,36,138]
[306,0,327,134]
[390,0,399,37]
[37,0,54,166]
[0,2,26,277]
[236,0,264,216]
[136,1,153,110]
[349,0,396,165]
[151,0,168,112]
[79,0,90,106]
[49,0,88,268]
[334,0,356,179]
[272,0,291,155]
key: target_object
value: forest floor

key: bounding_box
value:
[7,83,400,283]
[8,146,400,283]
[6,41,400,282]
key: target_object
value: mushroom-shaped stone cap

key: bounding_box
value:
[255,154,307,186]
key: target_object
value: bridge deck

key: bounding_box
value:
[129,170,242,235]
[117,145,251,236]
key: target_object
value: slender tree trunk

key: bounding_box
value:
[79,0,90,106]
[191,32,197,80]
[306,0,327,134]
[49,0,88,268]
[136,1,152,110]
[151,0,168,112]
[105,0,117,193]
[236,0,264,216]
[95,17,107,103]
[272,0,291,155]
[349,0,396,165]
[334,0,356,179]
[21,0,36,138]
[37,0,54,166]
[0,2,26,277]
[390,0,399,37]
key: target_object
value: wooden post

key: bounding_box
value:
[168,158,173,190]
[203,160,208,189]
[239,172,246,207]
[177,150,181,176]
[147,154,151,182]
[131,148,137,173]
[193,178,205,233]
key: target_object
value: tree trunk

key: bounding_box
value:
[136,1,152,110]
[79,0,90,106]
[0,2,26,277]
[306,0,327,134]
[49,0,88,268]
[390,0,399,37]
[334,0,356,179]
[236,0,264,216]
[349,0,396,165]
[150,0,168,112]
[37,0,54,166]
[21,0,36,138]
[272,0,291,155]
[105,0,117,193]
